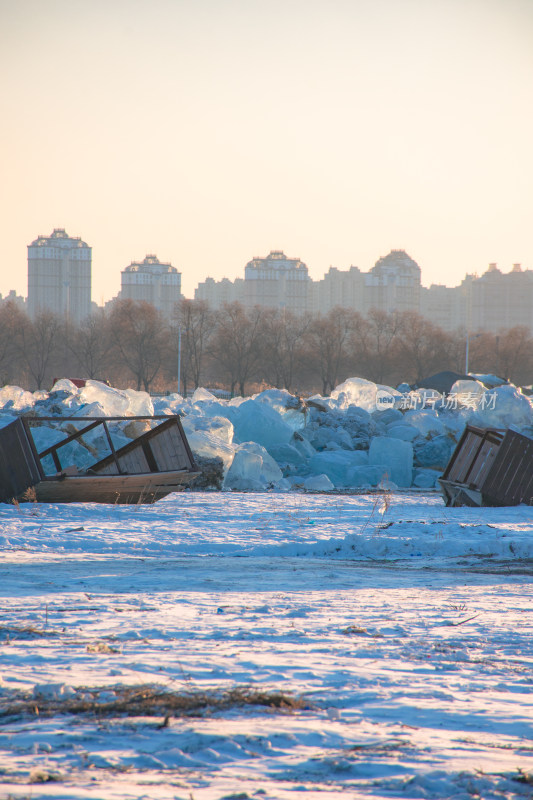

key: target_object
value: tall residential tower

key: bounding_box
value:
[120,254,182,316]
[27,228,91,323]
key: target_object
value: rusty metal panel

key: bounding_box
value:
[0,419,41,503]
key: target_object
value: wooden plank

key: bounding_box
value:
[483,429,533,505]
[117,446,150,474]
[448,431,480,482]
[467,439,499,488]
[471,442,498,489]
[150,429,189,471]
[34,469,200,504]
[509,440,533,504]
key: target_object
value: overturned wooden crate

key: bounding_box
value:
[0,415,200,504]
[439,424,533,507]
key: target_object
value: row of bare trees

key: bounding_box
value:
[1,299,532,393]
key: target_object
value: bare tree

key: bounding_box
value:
[108,300,169,391]
[261,309,311,392]
[16,311,63,389]
[210,303,265,396]
[173,299,215,395]
[394,312,454,383]
[466,326,533,386]
[352,309,403,385]
[306,308,358,395]
[65,309,114,380]
[0,302,27,385]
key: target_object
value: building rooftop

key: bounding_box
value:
[124,255,178,274]
[372,249,421,274]
[29,228,89,249]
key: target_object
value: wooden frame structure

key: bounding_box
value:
[0,415,200,504]
[439,424,533,507]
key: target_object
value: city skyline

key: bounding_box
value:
[17,231,533,337]
[11,228,533,306]
[1,0,532,302]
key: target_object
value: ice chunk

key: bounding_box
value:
[186,430,236,475]
[78,382,129,415]
[152,393,185,414]
[330,377,379,412]
[50,378,81,394]
[0,385,36,413]
[304,474,334,492]
[470,385,533,430]
[79,424,131,460]
[191,387,218,404]
[228,395,248,407]
[267,443,306,469]
[253,389,307,432]
[386,423,419,442]
[292,431,317,459]
[332,378,402,413]
[413,468,441,488]
[439,408,471,439]
[123,388,154,416]
[403,409,445,438]
[78,381,153,417]
[346,465,390,488]
[368,437,413,487]
[308,450,368,487]
[451,378,486,397]
[276,477,294,492]
[30,426,66,453]
[308,424,354,451]
[224,449,263,490]
[238,442,283,484]
[30,425,96,475]
[373,408,403,426]
[224,442,282,490]
[414,435,453,470]
[73,401,106,418]
[182,414,234,444]
[232,399,293,448]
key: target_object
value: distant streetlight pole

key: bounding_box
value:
[177,326,182,395]
[465,332,482,374]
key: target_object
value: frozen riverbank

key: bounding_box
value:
[0,492,532,799]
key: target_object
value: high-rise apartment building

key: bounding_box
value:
[27,228,91,323]
[192,250,533,334]
[363,250,421,314]
[244,250,311,313]
[195,250,311,313]
[312,266,365,315]
[467,263,533,333]
[120,255,182,316]
[195,276,245,308]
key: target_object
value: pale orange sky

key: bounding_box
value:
[1,0,532,302]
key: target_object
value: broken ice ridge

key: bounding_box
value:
[0,376,531,492]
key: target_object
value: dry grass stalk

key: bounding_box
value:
[0,684,309,721]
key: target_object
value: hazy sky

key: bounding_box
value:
[1,0,532,302]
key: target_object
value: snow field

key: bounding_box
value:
[0,492,532,798]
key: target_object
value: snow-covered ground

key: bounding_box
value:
[0,491,532,799]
